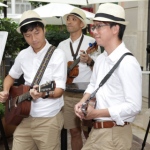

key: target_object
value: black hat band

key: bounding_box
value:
[19,18,42,26]
[95,13,125,22]
[70,13,83,20]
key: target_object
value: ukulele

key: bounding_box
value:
[81,98,97,116]
[67,41,98,84]
[81,93,97,128]
[5,81,55,126]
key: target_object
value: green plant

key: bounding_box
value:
[29,1,48,8]
[45,25,69,47]
[0,103,5,118]
[0,18,27,58]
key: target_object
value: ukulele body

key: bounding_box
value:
[67,61,79,84]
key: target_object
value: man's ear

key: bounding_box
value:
[112,24,120,35]
[44,28,46,34]
[80,21,84,29]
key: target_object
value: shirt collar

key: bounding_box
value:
[69,34,83,44]
[104,42,127,63]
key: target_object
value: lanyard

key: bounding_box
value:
[70,34,84,60]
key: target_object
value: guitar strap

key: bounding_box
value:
[30,45,56,87]
[70,34,84,60]
[85,52,133,104]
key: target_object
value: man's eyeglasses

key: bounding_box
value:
[91,24,110,31]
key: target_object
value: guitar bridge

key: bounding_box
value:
[81,102,88,116]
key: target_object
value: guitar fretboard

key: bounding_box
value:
[67,57,80,74]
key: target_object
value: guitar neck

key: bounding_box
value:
[67,57,80,74]
[67,42,97,74]
[17,92,31,103]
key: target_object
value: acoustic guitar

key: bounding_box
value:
[81,94,97,128]
[5,81,55,126]
[67,41,98,84]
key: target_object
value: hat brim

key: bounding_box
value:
[63,14,87,29]
[17,19,46,33]
[93,17,128,25]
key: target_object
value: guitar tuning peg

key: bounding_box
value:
[89,43,93,47]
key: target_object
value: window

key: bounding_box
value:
[7,0,32,14]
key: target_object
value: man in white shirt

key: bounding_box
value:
[58,8,100,150]
[75,3,142,150]
[0,10,67,150]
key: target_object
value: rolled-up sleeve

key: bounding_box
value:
[9,52,23,79]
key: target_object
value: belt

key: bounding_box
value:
[93,121,130,129]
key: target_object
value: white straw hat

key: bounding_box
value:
[63,8,87,29]
[93,3,128,25]
[17,10,46,33]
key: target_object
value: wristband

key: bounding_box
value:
[50,91,54,98]
[87,59,95,67]
[43,91,49,99]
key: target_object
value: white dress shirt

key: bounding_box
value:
[85,42,142,125]
[58,34,101,83]
[9,40,67,117]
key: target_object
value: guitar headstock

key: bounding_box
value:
[38,81,55,92]
[86,41,98,54]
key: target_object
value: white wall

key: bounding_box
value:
[122,1,148,69]
[122,1,148,98]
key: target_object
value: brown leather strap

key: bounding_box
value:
[93,121,130,129]
[70,34,84,60]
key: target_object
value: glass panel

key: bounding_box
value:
[21,4,25,13]
[7,4,12,14]
[26,4,31,11]
[16,0,22,2]
[15,4,20,14]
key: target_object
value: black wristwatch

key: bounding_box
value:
[87,59,95,67]
[43,91,49,99]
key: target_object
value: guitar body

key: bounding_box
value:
[5,81,55,126]
[67,41,98,84]
[82,120,93,128]
[82,98,96,128]
[81,98,96,128]
[67,61,79,84]
[5,85,31,126]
